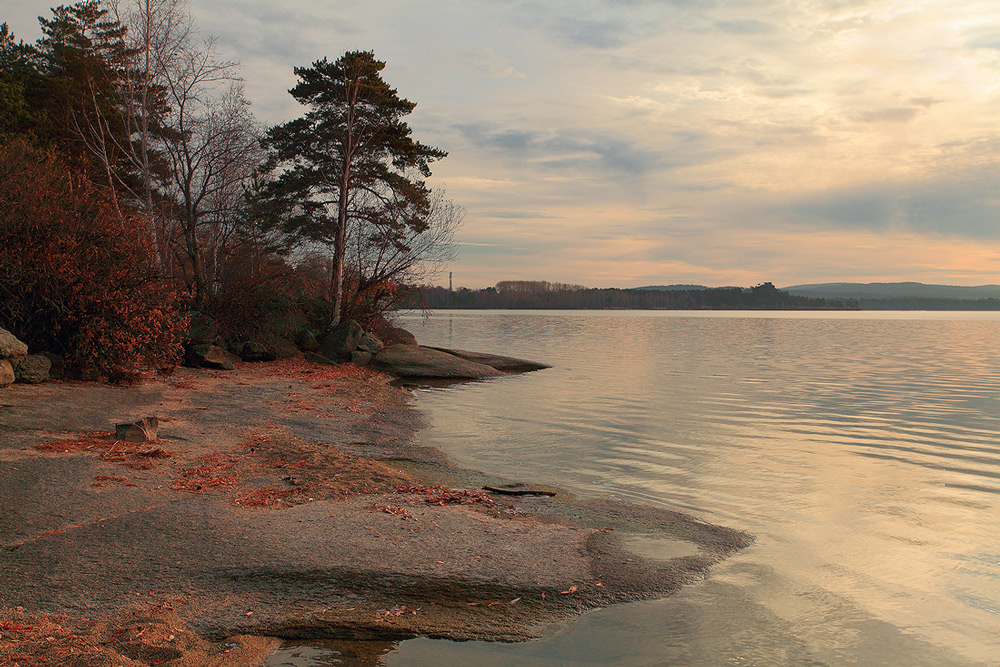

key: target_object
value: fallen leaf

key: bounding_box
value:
[560,585,578,594]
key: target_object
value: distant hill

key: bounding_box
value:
[634,284,709,291]
[782,282,1000,300]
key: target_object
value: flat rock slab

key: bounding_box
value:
[114,416,159,442]
[428,347,551,373]
[373,345,502,379]
[0,362,752,645]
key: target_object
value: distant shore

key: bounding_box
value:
[1,359,751,663]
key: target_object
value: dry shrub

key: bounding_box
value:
[0,140,186,376]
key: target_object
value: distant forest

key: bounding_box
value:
[407,281,1000,311]
[407,281,859,310]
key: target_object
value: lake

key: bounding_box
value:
[270,310,1000,666]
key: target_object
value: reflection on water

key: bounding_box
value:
[271,311,1000,666]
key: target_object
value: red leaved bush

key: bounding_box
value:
[0,140,186,375]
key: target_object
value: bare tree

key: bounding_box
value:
[343,190,462,318]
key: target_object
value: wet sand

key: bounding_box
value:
[0,359,751,665]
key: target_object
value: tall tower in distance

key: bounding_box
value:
[449,272,453,292]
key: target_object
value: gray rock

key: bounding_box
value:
[240,340,276,362]
[269,337,300,359]
[357,332,384,355]
[304,351,338,366]
[428,347,551,373]
[351,350,372,366]
[0,327,28,358]
[373,345,502,379]
[39,351,65,380]
[186,312,218,345]
[320,319,363,359]
[296,330,320,353]
[115,416,158,442]
[185,344,238,370]
[0,359,13,387]
[11,354,51,384]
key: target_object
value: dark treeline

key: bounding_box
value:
[857,297,1000,310]
[410,281,858,310]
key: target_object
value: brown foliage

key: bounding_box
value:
[0,140,186,375]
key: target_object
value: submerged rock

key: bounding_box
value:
[428,347,551,373]
[373,344,502,379]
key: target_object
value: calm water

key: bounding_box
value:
[270,310,1000,666]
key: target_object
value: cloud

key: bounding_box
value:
[470,50,526,79]
[850,107,921,123]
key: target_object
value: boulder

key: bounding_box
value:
[320,319,364,359]
[357,332,384,355]
[186,312,218,345]
[427,347,551,373]
[11,354,51,384]
[115,416,158,443]
[240,340,276,362]
[372,345,502,379]
[39,351,65,380]
[370,316,418,346]
[351,350,372,366]
[0,359,13,387]
[0,327,28,358]
[269,337,300,359]
[296,330,320,353]
[304,351,338,366]
[185,344,238,370]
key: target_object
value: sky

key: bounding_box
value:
[7,0,1000,288]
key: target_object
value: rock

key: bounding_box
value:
[428,347,551,373]
[351,350,372,366]
[320,319,363,359]
[115,416,158,443]
[269,338,300,359]
[483,483,557,497]
[11,354,51,384]
[186,312,218,345]
[185,344,238,370]
[357,332,384,355]
[240,341,276,362]
[0,327,28,358]
[372,345,502,379]
[296,330,320,353]
[0,359,13,387]
[304,351,339,366]
[39,351,65,380]
[370,315,418,346]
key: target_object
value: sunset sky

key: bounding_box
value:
[9,1,1000,288]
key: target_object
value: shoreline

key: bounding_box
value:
[0,358,752,664]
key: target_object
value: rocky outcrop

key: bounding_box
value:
[373,344,502,379]
[185,344,238,371]
[11,354,51,384]
[428,347,551,373]
[0,328,28,358]
[115,416,158,442]
[371,316,418,346]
